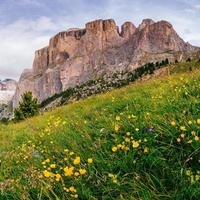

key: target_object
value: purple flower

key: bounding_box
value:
[147,127,154,133]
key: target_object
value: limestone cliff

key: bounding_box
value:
[13,18,198,107]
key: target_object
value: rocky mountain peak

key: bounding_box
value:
[138,18,155,30]
[121,22,136,39]
[13,18,199,108]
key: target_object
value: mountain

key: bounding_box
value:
[13,18,199,107]
[0,79,17,120]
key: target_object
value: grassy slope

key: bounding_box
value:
[0,62,200,200]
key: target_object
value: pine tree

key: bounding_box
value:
[14,91,39,121]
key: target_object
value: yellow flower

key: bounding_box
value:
[171,121,176,126]
[55,174,61,182]
[124,146,130,152]
[144,147,149,153]
[126,132,131,136]
[125,137,131,143]
[194,136,199,141]
[180,126,186,131]
[177,138,181,143]
[50,164,56,169]
[43,170,51,178]
[69,151,74,156]
[115,116,120,121]
[135,128,139,132]
[79,169,87,175]
[187,139,193,144]
[132,141,140,148]
[87,158,93,164]
[41,161,46,165]
[180,134,185,138]
[117,144,122,149]
[197,119,200,125]
[64,157,68,161]
[73,157,81,165]
[191,131,196,136]
[74,172,80,176]
[69,186,77,193]
[188,121,193,125]
[64,166,74,176]
[112,146,118,152]
[46,159,50,163]
[114,124,120,132]
[144,138,148,142]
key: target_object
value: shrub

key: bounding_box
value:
[14,91,39,121]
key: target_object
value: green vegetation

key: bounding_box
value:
[40,59,171,108]
[0,63,200,199]
[14,91,39,121]
[40,59,200,110]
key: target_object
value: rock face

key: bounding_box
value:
[0,79,17,120]
[13,18,198,107]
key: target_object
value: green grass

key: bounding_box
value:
[0,64,200,200]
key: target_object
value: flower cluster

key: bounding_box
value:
[171,119,200,144]
[41,149,93,199]
[111,115,154,156]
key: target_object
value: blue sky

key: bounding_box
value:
[0,0,200,79]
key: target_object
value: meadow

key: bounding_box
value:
[0,63,200,199]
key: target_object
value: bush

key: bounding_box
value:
[14,91,39,121]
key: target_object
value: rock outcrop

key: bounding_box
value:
[0,79,17,120]
[13,18,198,107]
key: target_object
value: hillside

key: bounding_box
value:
[0,66,200,199]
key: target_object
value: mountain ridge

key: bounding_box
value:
[13,18,199,107]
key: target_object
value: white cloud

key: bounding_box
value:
[0,17,58,80]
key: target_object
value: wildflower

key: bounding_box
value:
[79,169,87,175]
[180,134,185,138]
[125,137,131,143]
[197,119,200,125]
[69,186,77,193]
[43,170,52,178]
[123,146,129,152]
[69,151,74,156]
[74,172,80,176]
[144,147,149,153]
[46,159,50,163]
[117,144,122,149]
[64,157,68,161]
[171,121,176,126]
[87,158,93,164]
[188,139,193,144]
[194,136,199,141]
[180,126,186,131]
[64,167,74,176]
[147,127,154,133]
[177,138,181,143]
[188,121,193,125]
[50,164,56,169]
[55,174,61,182]
[191,131,196,136]
[73,157,81,165]
[135,128,139,131]
[144,138,148,142]
[132,141,140,148]
[126,132,131,136]
[112,146,117,152]
[115,116,120,121]
[115,124,120,132]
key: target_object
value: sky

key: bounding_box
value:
[0,0,200,80]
